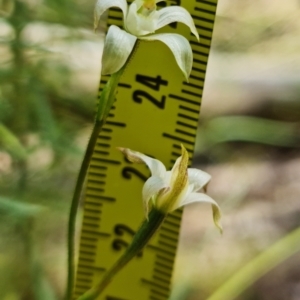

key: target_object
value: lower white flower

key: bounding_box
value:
[119,145,222,233]
[94,0,199,80]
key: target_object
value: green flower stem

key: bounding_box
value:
[65,66,125,300]
[77,209,166,300]
[206,226,300,300]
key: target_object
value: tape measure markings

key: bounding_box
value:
[105,121,127,127]
[195,6,217,15]
[76,101,128,296]
[168,94,199,106]
[75,0,219,298]
[174,95,200,106]
[148,243,175,257]
[176,121,198,130]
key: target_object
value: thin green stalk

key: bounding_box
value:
[77,209,166,300]
[206,226,300,300]
[65,66,125,300]
[9,1,30,193]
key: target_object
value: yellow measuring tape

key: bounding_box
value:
[74,0,219,299]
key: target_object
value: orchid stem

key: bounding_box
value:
[65,66,125,300]
[77,209,166,300]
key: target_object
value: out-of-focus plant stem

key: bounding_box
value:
[206,226,300,300]
[8,0,30,193]
[65,66,125,300]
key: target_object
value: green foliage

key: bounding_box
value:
[0,0,94,160]
[0,0,96,298]
[196,116,300,154]
[0,123,27,160]
[0,197,57,299]
[206,227,300,300]
[0,196,41,218]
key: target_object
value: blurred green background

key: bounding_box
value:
[0,0,299,299]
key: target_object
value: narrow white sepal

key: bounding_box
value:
[119,148,167,178]
[142,176,166,218]
[188,169,211,192]
[180,192,222,233]
[94,0,127,30]
[180,192,218,208]
[101,25,137,75]
[141,33,193,80]
[156,6,199,40]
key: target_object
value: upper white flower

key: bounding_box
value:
[94,0,199,80]
[119,145,222,233]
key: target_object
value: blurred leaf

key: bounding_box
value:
[0,0,14,17]
[0,123,27,160]
[31,262,57,300]
[196,116,300,153]
[169,282,194,300]
[206,227,300,300]
[3,292,18,300]
[39,0,91,27]
[0,196,42,219]
[0,92,13,122]
[29,84,81,157]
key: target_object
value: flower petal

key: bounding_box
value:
[156,6,199,40]
[180,192,222,233]
[141,33,193,80]
[125,1,158,36]
[157,145,189,212]
[94,0,128,30]
[118,147,166,178]
[188,169,211,192]
[142,176,166,218]
[101,25,137,75]
[169,145,189,188]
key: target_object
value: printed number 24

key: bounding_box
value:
[133,74,168,109]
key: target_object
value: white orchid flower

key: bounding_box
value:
[94,0,199,80]
[119,145,222,233]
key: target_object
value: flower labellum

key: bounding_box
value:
[94,0,199,80]
[118,145,222,233]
